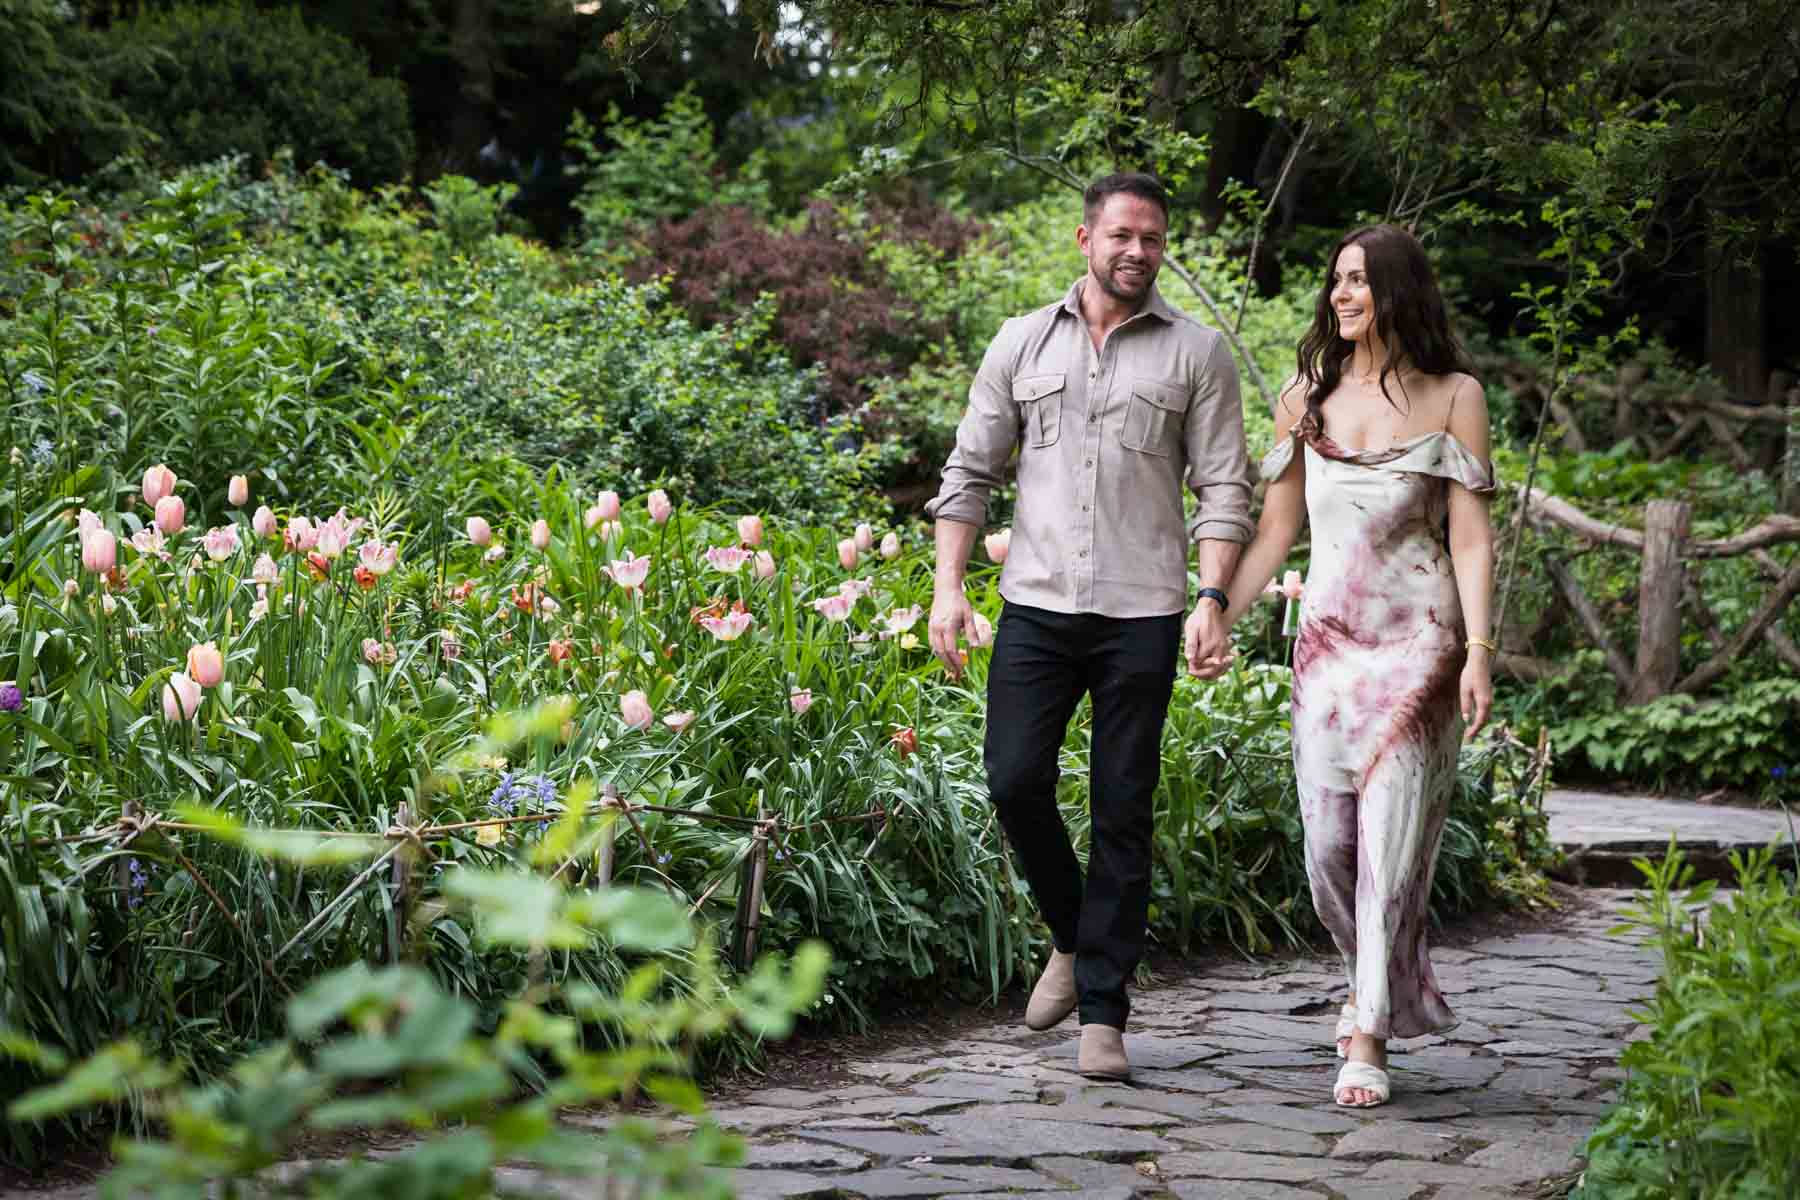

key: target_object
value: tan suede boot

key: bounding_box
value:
[1023,949,1076,1031]
[1077,1023,1130,1081]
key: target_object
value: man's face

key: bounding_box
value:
[1077,193,1168,304]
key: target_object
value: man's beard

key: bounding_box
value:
[1094,257,1156,303]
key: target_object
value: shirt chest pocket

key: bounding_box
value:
[1120,377,1186,457]
[1013,372,1066,448]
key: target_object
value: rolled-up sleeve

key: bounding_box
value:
[924,319,1021,527]
[1183,333,1254,544]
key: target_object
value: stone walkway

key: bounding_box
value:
[1546,788,1794,882]
[700,889,1657,1200]
[3,892,1660,1200]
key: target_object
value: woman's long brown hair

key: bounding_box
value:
[1294,224,1473,437]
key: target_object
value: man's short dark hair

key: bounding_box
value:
[1084,172,1171,224]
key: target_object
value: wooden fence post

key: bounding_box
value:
[1630,499,1691,703]
[389,802,411,964]
[595,782,619,885]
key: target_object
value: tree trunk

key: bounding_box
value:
[1783,378,1800,515]
[1200,102,1272,232]
[1629,499,1690,704]
[1705,236,1766,404]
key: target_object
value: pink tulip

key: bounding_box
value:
[361,637,395,666]
[646,489,672,524]
[737,515,765,546]
[81,529,117,575]
[880,531,901,560]
[315,523,348,560]
[1282,569,1304,601]
[142,464,177,507]
[584,504,606,530]
[984,528,1011,564]
[154,494,186,535]
[227,475,249,507]
[130,527,169,560]
[203,525,240,563]
[703,545,754,574]
[286,516,318,553]
[811,593,854,622]
[252,553,279,584]
[600,519,622,540]
[881,605,923,638]
[466,517,493,547]
[837,538,859,570]
[356,539,396,576]
[186,642,224,688]
[440,633,463,661]
[663,710,697,734]
[594,490,622,521]
[754,550,776,580]
[529,519,551,550]
[789,689,814,715]
[162,672,202,721]
[700,610,755,641]
[607,552,651,592]
[839,578,872,599]
[252,506,277,538]
[482,543,506,565]
[76,509,102,541]
[620,689,653,730]
[854,523,875,553]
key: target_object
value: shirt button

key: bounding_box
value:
[1085,458,1094,468]
[1081,504,1090,512]
[1079,549,1088,557]
[1088,414,1099,424]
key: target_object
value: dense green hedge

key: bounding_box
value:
[90,4,413,186]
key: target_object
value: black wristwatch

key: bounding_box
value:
[1197,587,1229,613]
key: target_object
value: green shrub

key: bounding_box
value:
[91,4,413,185]
[1578,841,1800,1199]
[567,86,769,261]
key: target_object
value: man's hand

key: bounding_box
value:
[930,584,981,679]
[1184,601,1233,678]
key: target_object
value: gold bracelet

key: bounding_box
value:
[1466,636,1497,652]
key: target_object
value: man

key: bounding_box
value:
[925,172,1252,1081]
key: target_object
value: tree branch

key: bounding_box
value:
[1674,554,1800,694]
[1521,488,1800,559]
[1543,554,1633,689]
[1161,252,1273,410]
[1686,514,1800,558]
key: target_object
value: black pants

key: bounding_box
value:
[985,600,1181,1029]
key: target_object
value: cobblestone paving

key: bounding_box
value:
[0,892,1658,1200]
[699,890,1656,1200]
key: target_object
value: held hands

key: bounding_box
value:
[1460,650,1493,740]
[1184,600,1234,678]
[929,583,981,679]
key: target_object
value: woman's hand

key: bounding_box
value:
[1460,650,1493,741]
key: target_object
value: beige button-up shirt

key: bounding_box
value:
[926,279,1253,618]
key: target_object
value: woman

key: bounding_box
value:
[1219,224,1496,1108]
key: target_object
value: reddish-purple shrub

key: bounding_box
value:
[627,200,983,414]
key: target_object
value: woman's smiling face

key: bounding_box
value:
[1331,242,1374,343]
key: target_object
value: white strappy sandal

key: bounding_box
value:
[1334,1001,1357,1059]
[1334,1059,1391,1108]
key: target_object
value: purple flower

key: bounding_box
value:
[127,858,150,909]
[489,771,517,815]
[1775,765,1789,781]
[532,775,555,807]
[0,681,21,712]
